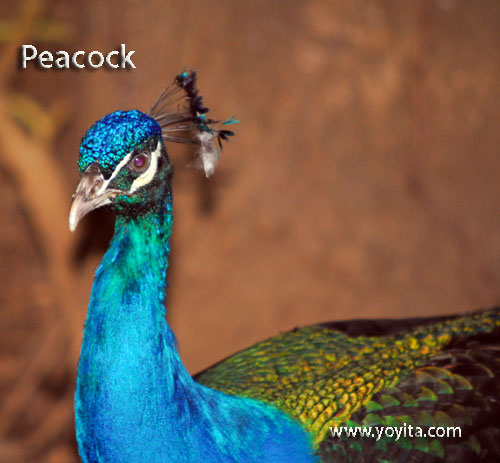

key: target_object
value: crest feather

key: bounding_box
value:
[149,70,237,177]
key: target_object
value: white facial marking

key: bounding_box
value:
[129,142,161,193]
[93,151,134,197]
[94,141,161,196]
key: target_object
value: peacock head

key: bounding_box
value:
[69,70,236,232]
[69,109,171,231]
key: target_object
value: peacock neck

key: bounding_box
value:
[75,193,316,463]
[75,194,194,460]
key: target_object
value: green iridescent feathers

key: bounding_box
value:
[318,339,500,462]
[196,307,500,460]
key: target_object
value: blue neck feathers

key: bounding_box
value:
[75,195,316,463]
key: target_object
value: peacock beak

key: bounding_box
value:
[69,162,119,232]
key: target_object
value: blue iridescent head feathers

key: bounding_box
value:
[79,110,161,175]
[78,70,236,179]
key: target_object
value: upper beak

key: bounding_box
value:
[68,163,118,232]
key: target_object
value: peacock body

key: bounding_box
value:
[70,71,500,463]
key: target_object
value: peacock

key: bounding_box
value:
[69,70,500,463]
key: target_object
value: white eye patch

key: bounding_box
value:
[95,141,161,195]
[129,143,160,193]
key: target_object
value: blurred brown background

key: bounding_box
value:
[1,0,500,461]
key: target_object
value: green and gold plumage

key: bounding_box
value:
[196,307,500,462]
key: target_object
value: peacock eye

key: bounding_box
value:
[129,152,150,173]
